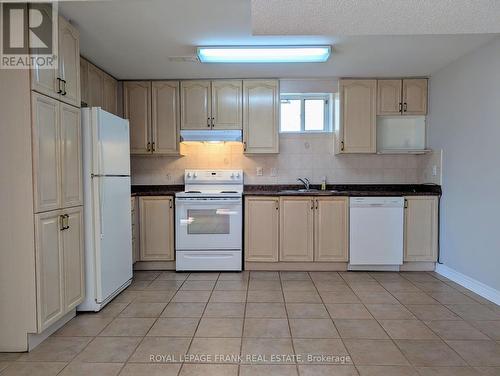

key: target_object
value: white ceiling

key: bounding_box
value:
[252,0,500,36]
[59,0,498,80]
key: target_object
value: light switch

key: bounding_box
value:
[432,165,438,176]
[270,168,278,177]
[256,167,263,176]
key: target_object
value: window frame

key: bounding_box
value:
[280,93,332,133]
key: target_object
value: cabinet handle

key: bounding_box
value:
[311,200,314,210]
[207,117,211,127]
[61,79,67,96]
[403,102,407,112]
[275,200,279,210]
[60,214,69,230]
[404,199,408,209]
[315,199,318,210]
[169,198,173,208]
[243,141,247,152]
[147,142,151,152]
[340,141,345,152]
[399,102,402,113]
[57,78,63,94]
[60,215,65,231]
[152,142,155,152]
[211,117,215,126]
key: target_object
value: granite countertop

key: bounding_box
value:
[131,184,441,197]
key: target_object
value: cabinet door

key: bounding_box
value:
[80,57,89,106]
[377,79,402,115]
[58,17,80,107]
[339,79,376,153]
[102,73,118,114]
[62,207,84,310]
[32,93,61,213]
[403,79,427,115]
[404,196,438,262]
[314,197,349,262]
[243,80,279,154]
[180,81,211,129]
[139,197,174,261]
[87,63,104,108]
[152,81,180,155]
[212,80,242,130]
[280,197,314,262]
[245,197,279,262]
[30,4,59,99]
[35,210,64,332]
[123,81,152,155]
[60,103,83,208]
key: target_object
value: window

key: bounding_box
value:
[280,94,332,133]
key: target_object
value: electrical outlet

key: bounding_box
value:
[270,168,278,177]
[432,165,438,177]
[165,172,172,181]
[256,167,263,176]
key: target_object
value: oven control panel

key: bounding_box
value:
[184,169,243,184]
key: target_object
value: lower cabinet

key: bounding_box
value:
[244,197,279,262]
[35,206,84,332]
[314,197,349,262]
[139,196,175,261]
[280,197,314,262]
[245,196,349,264]
[404,196,438,262]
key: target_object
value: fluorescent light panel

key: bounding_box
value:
[197,45,331,63]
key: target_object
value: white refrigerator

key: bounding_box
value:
[78,108,133,312]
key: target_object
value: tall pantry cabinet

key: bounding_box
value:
[0,15,84,351]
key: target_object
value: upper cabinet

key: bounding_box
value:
[125,81,180,155]
[87,62,104,108]
[337,79,377,154]
[180,80,243,130]
[152,81,180,155]
[102,72,118,114]
[377,78,427,116]
[57,18,80,107]
[242,80,279,154]
[403,79,428,115]
[80,58,89,106]
[180,81,212,129]
[211,80,242,129]
[124,81,151,155]
[31,16,80,108]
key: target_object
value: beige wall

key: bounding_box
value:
[131,133,440,185]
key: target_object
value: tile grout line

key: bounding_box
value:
[279,272,300,376]
[237,272,250,376]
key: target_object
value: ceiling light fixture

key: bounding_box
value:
[197,45,331,63]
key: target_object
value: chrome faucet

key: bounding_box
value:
[297,178,310,190]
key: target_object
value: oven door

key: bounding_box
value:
[175,197,242,250]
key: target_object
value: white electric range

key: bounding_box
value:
[175,170,243,271]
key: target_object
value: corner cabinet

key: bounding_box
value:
[139,196,175,261]
[243,80,279,154]
[244,197,279,262]
[404,196,438,262]
[337,79,377,154]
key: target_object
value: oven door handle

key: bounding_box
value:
[176,198,242,205]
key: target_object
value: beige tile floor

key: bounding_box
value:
[2,271,500,375]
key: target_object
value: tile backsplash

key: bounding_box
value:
[131,133,441,185]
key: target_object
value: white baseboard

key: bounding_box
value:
[435,263,500,305]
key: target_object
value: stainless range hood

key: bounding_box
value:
[180,130,242,142]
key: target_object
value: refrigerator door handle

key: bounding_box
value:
[99,178,104,239]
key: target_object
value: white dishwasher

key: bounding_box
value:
[349,197,404,270]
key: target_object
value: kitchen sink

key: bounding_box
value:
[279,189,319,193]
